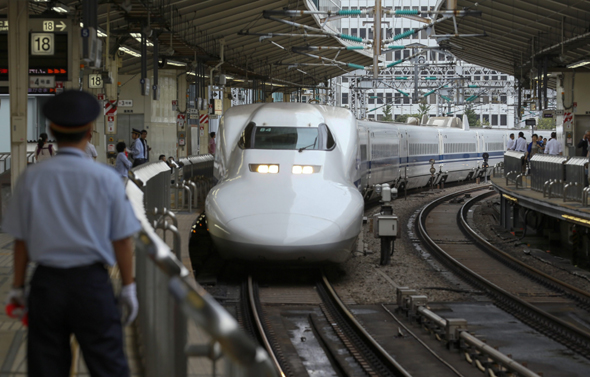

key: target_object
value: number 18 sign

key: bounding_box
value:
[31,33,54,56]
[89,74,103,89]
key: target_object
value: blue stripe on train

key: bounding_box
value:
[364,151,504,169]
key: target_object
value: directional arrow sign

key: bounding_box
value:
[57,21,66,31]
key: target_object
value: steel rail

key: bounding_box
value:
[247,275,285,377]
[459,191,590,310]
[417,188,590,359]
[319,273,412,377]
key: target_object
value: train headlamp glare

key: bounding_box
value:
[292,165,320,174]
[249,164,279,174]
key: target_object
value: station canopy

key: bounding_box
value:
[434,0,590,88]
[0,0,374,88]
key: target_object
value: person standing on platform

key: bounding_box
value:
[506,133,516,151]
[526,134,541,160]
[514,131,527,152]
[85,132,98,160]
[140,130,151,162]
[576,130,590,157]
[2,90,142,377]
[130,128,146,167]
[208,132,216,155]
[544,132,563,155]
[115,142,132,178]
[35,133,54,162]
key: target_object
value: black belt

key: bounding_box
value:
[37,262,106,272]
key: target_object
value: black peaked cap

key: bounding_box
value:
[43,90,101,128]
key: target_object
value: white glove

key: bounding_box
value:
[120,282,138,326]
[4,287,26,319]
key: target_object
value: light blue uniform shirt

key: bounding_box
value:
[130,138,144,160]
[115,152,132,177]
[2,147,142,268]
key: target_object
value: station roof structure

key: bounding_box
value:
[0,0,373,89]
[434,0,590,87]
[1,1,588,89]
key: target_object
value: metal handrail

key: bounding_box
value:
[127,161,277,377]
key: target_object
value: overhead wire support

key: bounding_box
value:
[263,15,372,45]
[291,49,366,71]
[237,31,329,39]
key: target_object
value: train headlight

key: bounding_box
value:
[249,164,279,174]
[292,165,320,174]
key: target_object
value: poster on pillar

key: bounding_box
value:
[172,100,178,112]
[177,114,186,130]
[106,115,115,134]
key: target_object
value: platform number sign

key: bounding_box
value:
[43,21,54,32]
[88,74,103,89]
[31,33,54,55]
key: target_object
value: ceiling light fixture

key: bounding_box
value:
[566,59,590,69]
[52,5,69,13]
[130,33,153,47]
[119,46,141,58]
[167,61,186,67]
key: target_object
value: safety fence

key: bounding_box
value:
[503,151,526,186]
[505,152,589,203]
[127,158,277,377]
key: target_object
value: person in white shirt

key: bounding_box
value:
[544,132,563,155]
[506,133,516,150]
[85,133,98,160]
[514,132,527,152]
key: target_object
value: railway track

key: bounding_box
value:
[417,187,590,359]
[240,272,416,377]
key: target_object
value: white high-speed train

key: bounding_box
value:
[205,103,548,263]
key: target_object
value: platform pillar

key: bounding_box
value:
[512,204,519,231]
[500,195,507,229]
[8,0,28,190]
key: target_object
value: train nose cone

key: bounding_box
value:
[227,213,342,246]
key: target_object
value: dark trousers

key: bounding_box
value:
[132,158,146,168]
[28,264,129,377]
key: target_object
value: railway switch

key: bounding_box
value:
[396,288,417,308]
[408,295,428,317]
[445,318,468,342]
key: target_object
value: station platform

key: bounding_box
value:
[491,175,590,225]
[0,209,218,376]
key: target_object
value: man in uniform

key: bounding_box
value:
[576,130,590,157]
[2,90,141,377]
[140,129,151,162]
[130,128,146,167]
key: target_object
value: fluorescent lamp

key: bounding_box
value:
[566,59,590,69]
[53,6,69,13]
[167,60,186,67]
[119,47,141,57]
[130,33,153,47]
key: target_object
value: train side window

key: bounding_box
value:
[237,122,256,149]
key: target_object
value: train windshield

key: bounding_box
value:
[238,122,336,151]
